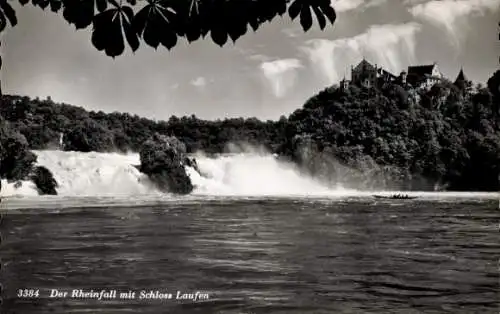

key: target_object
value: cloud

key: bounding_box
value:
[364,0,389,9]
[260,58,303,98]
[409,0,499,46]
[249,54,272,62]
[333,0,365,12]
[190,76,207,88]
[402,0,428,4]
[332,0,388,12]
[301,23,422,84]
[281,28,301,38]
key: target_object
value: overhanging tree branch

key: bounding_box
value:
[0,0,337,58]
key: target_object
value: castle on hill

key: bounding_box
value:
[339,59,468,91]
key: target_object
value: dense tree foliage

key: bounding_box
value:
[0,115,57,195]
[278,75,500,191]
[0,70,499,192]
[487,69,500,124]
[31,165,58,195]
[139,133,195,194]
[0,95,286,154]
[0,115,37,182]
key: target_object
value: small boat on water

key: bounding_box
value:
[373,194,417,200]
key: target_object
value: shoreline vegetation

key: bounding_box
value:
[0,69,498,194]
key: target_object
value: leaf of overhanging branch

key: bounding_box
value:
[276,0,288,16]
[288,0,301,20]
[136,8,160,48]
[249,0,285,24]
[158,20,178,50]
[269,0,288,18]
[0,9,7,33]
[210,27,227,47]
[91,9,115,52]
[248,18,259,32]
[213,0,262,45]
[121,6,139,52]
[188,0,200,16]
[208,0,237,46]
[133,2,178,50]
[131,4,148,36]
[31,0,50,10]
[319,2,336,25]
[91,9,126,57]
[165,0,204,42]
[183,16,202,42]
[227,19,247,43]
[312,6,326,30]
[19,0,29,5]
[92,5,139,56]
[0,0,17,27]
[143,18,161,48]
[289,0,335,31]
[121,5,134,25]
[244,0,264,32]
[63,1,95,29]
[123,18,139,52]
[300,5,312,31]
[108,0,120,7]
[108,12,125,57]
[49,0,62,12]
[96,0,108,13]
[62,0,108,29]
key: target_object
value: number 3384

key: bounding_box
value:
[17,289,40,298]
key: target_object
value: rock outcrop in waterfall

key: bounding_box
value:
[139,133,197,194]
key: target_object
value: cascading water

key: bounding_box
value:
[0,150,497,201]
[0,150,345,198]
[187,153,338,196]
[9,150,158,197]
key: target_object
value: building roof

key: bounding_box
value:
[353,59,377,72]
[377,68,396,78]
[407,64,435,77]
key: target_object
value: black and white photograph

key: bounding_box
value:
[0,0,499,313]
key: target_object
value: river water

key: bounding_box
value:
[1,197,498,313]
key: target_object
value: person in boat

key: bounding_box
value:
[391,194,409,199]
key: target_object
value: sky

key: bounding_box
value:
[2,0,499,120]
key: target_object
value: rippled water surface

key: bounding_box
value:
[1,197,498,313]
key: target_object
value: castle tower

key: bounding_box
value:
[340,66,349,91]
[400,71,407,84]
[454,67,467,85]
[340,78,349,90]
